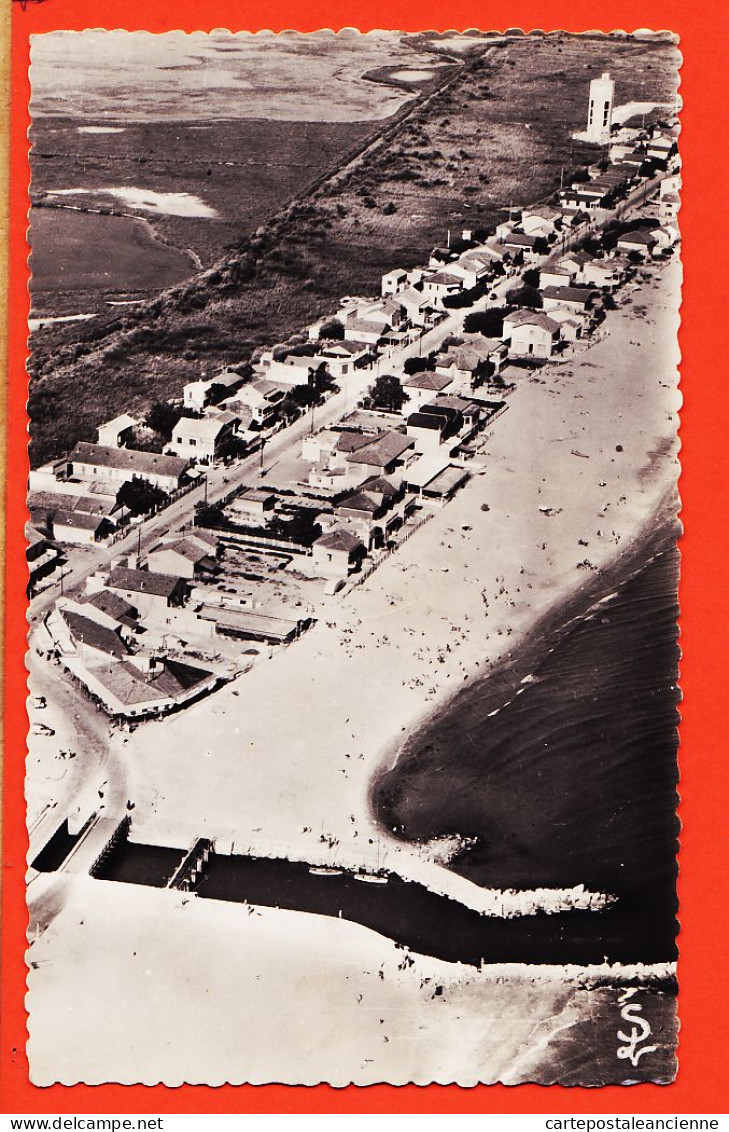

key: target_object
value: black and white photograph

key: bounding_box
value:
[24,28,682,1086]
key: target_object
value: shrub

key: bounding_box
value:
[370,375,408,413]
[463,308,510,337]
[319,319,344,340]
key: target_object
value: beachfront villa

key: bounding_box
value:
[502,310,561,360]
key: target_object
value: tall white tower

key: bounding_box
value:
[586,71,615,144]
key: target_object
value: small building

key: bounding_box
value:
[97,414,138,449]
[539,265,575,290]
[312,528,366,577]
[52,510,113,546]
[581,257,627,289]
[540,286,597,315]
[405,454,469,501]
[345,430,415,483]
[425,395,480,431]
[62,653,219,721]
[53,602,130,660]
[344,304,392,345]
[521,205,561,236]
[197,605,309,645]
[317,342,370,379]
[651,225,680,253]
[402,371,454,411]
[547,309,584,342]
[106,567,188,619]
[301,429,342,464]
[407,411,449,454]
[420,271,464,306]
[65,443,190,494]
[147,532,220,581]
[659,191,680,223]
[558,250,593,280]
[646,135,676,161]
[226,379,286,427]
[82,589,139,627]
[168,414,238,464]
[616,230,658,258]
[502,310,561,360]
[397,287,436,326]
[26,525,62,595]
[183,370,245,411]
[503,231,540,258]
[381,269,409,296]
[558,189,605,212]
[227,488,277,521]
[448,252,493,289]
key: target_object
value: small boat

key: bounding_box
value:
[354,873,389,885]
[308,866,343,876]
[571,448,590,458]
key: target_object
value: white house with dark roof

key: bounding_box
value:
[502,231,541,259]
[168,414,238,464]
[183,370,245,412]
[65,443,190,494]
[312,528,366,577]
[147,531,219,581]
[345,430,415,484]
[616,230,658,259]
[258,353,325,387]
[581,257,629,290]
[402,370,454,410]
[397,286,435,326]
[502,310,561,360]
[105,567,189,619]
[448,251,494,289]
[52,509,113,546]
[420,271,463,306]
[223,379,285,427]
[317,342,370,379]
[541,285,598,315]
[521,205,562,236]
[406,411,449,454]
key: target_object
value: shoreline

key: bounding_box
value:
[372,484,680,817]
[30,253,680,915]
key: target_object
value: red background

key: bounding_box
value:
[3,0,728,1114]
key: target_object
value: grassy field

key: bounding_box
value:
[28,34,680,467]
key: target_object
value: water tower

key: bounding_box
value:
[586,71,615,144]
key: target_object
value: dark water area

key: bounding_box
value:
[77,546,680,966]
[373,548,681,962]
[96,841,185,887]
[31,818,90,873]
[195,853,670,966]
[29,207,198,300]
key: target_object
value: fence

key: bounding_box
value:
[347,509,435,590]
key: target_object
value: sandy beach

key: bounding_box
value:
[27,874,677,1086]
[112,255,680,877]
[26,252,681,1085]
